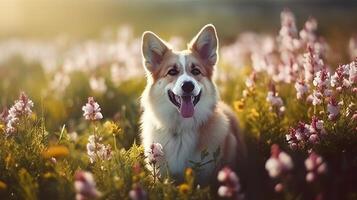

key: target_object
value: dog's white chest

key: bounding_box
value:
[161,129,198,178]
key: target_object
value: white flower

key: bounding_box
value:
[87,135,112,163]
[265,157,281,178]
[299,17,318,44]
[304,152,327,182]
[308,134,319,144]
[217,167,239,183]
[349,61,357,84]
[266,152,294,177]
[218,186,233,198]
[50,72,70,94]
[313,70,330,89]
[245,77,255,88]
[266,91,285,115]
[9,92,34,116]
[330,72,339,87]
[317,163,327,174]
[315,120,324,130]
[327,101,339,120]
[279,152,294,170]
[303,46,325,82]
[294,81,309,99]
[266,91,284,107]
[69,131,78,142]
[147,143,164,164]
[265,145,293,178]
[217,167,242,199]
[74,171,101,200]
[82,97,103,121]
[5,92,34,134]
[306,172,315,182]
[308,91,323,106]
[89,76,107,94]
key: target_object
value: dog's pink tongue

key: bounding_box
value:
[180,96,194,118]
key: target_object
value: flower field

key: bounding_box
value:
[0,8,356,200]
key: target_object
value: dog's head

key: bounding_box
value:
[141,24,219,119]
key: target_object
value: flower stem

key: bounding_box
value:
[153,163,156,184]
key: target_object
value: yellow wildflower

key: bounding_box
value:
[42,145,69,159]
[30,113,37,121]
[185,168,193,179]
[5,154,14,169]
[103,121,121,135]
[248,108,260,121]
[0,124,4,133]
[0,181,7,191]
[234,100,245,112]
[184,168,194,186]
[178,183,190,195]
[43,172,56,179]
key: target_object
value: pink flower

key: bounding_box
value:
[274,183,284,193]
[295,80,309,100]
[266,84,285,114]
[305,152,327,182]
[217,167,239,184]
[313,69,330,91]
[303,46,325,82]
[147,143,164,164]
[218,186,234,198]
[87,135,112,163]
[265,144,293,178]
[74,171,101,200]
[299,17,318,44]
[286,116,326,149]
[82,97,103,121]
[5,92,34,134]
[129,184,147,200]
[307,90,323,106]
[89,76,107,94]
[331,64,351,91]
[0,108,9,124]
[245,71,257,88]
[349,60,357,84]
[279,9,300,52]
[217,167,243,199]
[349,36,357,60]
[327,97,340,120]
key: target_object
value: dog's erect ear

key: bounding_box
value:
[142,31,170,72]
[189,24,218,66]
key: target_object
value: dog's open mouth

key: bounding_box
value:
[168,90,201,118]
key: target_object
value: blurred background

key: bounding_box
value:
[1,0,357,41]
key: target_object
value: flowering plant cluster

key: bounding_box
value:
[217,167,244,199]
[0,92,34,134]
[285,116,326,150]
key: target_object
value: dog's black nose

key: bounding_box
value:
[181,81,194,93]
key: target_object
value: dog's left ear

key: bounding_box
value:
[189,24,218,66]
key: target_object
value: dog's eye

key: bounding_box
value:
[191,68,201,76]
[168,68,179,76]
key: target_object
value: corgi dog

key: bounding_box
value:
[140,24,244,183]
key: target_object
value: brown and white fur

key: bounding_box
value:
[140,24,244,183]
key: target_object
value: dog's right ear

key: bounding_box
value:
[142,31,170,73]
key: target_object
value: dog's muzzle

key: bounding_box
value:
[168,89,201,118]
